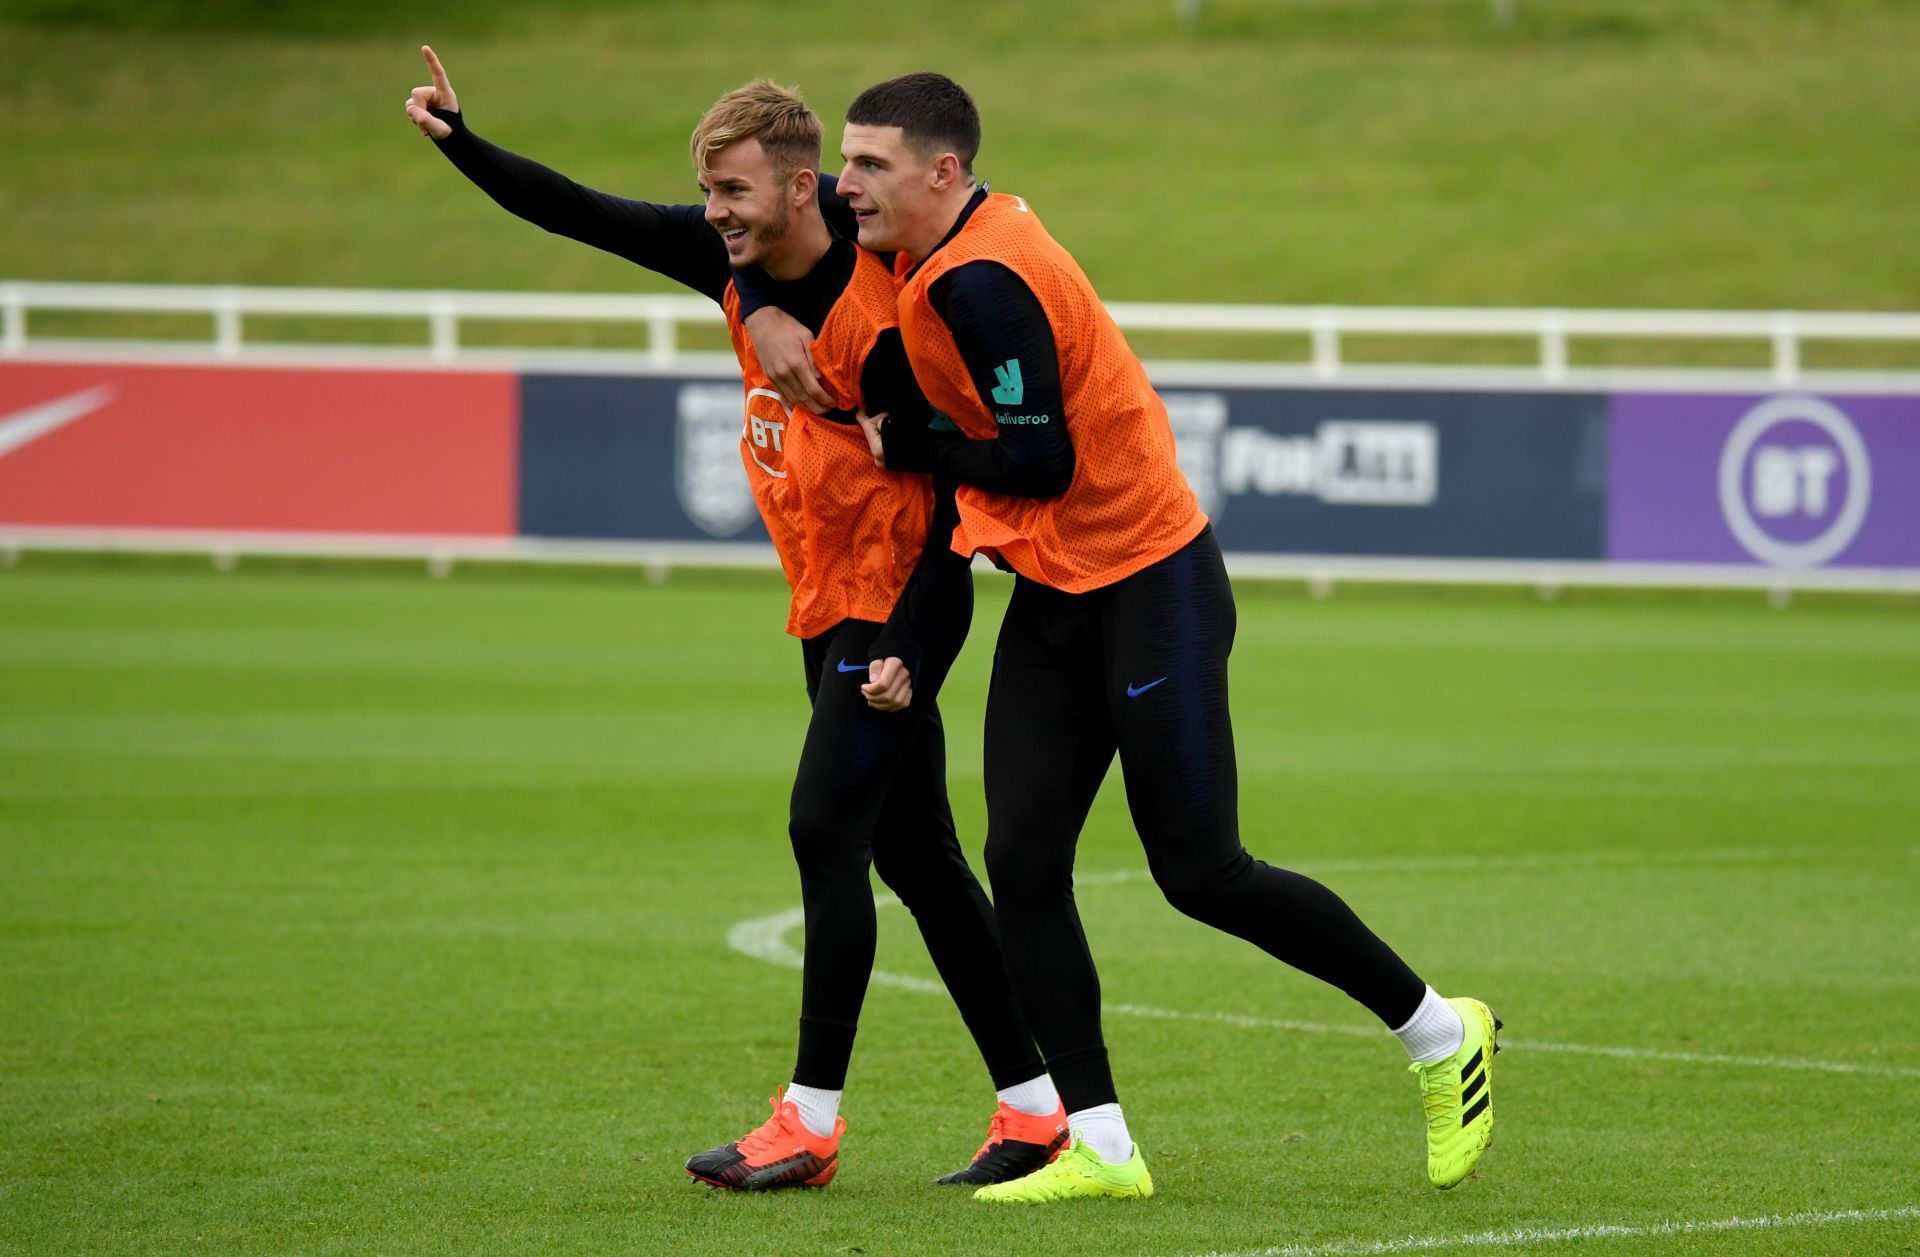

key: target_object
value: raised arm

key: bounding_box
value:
[402,45,731,302]
[873,260,1075,498]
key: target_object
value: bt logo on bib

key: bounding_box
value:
[742,387,791,479]
[1717,396,1871,568]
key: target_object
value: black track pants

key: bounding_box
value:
[981,527,1426,1112]
[788,611,1044,1092]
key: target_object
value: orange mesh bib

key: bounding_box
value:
[724,249,932,638]
[896,193,1206,593]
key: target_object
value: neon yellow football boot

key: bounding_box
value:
[1409,996,1501,1189]
[972,1137,1153,1202]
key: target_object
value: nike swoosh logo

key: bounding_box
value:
[836,659,868,673]
[1126,677,1168,698]
[0,385,117,460]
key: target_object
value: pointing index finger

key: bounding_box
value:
[422,45,451,93]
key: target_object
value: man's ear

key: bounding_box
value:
[929,152,964,192]
[791,166,819,207]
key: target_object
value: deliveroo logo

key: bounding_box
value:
[991,358,1024,406]
[989,358,1050,426]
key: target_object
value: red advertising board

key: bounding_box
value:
[0,361,518,536]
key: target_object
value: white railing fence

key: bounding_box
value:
[6,280,1920,384]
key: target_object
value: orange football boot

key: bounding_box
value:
[685,1089,845,1191]
[934,1100,1070,1185]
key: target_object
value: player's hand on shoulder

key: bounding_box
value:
[744,307,836,414]
[404,44,459,140]
[862,657,913,712]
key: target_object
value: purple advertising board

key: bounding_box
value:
[1608,392,1920,569]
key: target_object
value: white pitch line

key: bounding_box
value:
[1095,1003,1920,1079]
[1147,843,1907,881]
[724,844,1920,1081]
[1503,1038,1920,1078]
[1192,1204,1920,1257]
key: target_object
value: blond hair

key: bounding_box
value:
[690,79,822,182]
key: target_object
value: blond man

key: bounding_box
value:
[405,51,1069,1191]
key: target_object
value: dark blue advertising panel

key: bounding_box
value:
[519,372,768,544]
[1158,385,1609,559]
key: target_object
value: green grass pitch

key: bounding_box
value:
[2,562,1917,1254]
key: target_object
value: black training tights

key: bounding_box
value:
[788,613,1043,1092]
[981,527,1427,1112]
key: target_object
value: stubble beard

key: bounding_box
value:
[748,197,793,268]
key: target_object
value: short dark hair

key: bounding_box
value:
[846,72,980,174]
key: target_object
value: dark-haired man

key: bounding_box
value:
[405,51,1071,1192]
[739,72,1500,1203]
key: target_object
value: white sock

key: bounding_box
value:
[1393,985,1466,1064]
[783,1082,841,1138]
[996,1073,1060,1117]
[1067,1102,1132,1164]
